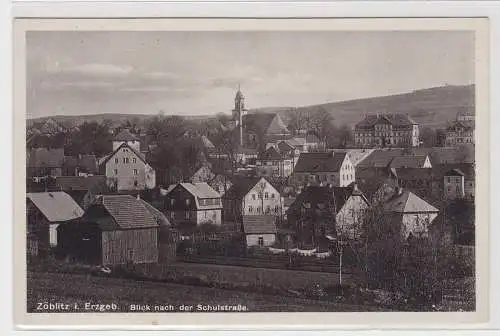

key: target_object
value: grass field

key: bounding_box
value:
[27,271,388,313]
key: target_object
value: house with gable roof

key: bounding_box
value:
[112,128,141,152]
[101,142,156,192]
[382,188,440,240]
[163,182,223,228]
[291,151,355,190]
[222,177,283,223]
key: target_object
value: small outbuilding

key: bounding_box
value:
[241,215,277,247]
[57,195,160,266]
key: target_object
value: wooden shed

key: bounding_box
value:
[58,195,160,266]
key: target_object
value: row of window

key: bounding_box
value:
[169,198,221,206]
[248,205,280,214]
[170,211,217,221]
[114,169,138,175]
[114,157,137,164]
[251,192,276,200]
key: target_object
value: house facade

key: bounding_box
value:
[354,114,420,148]
[102,142,156,192]
[445,109,475,146]
[222,177,282,222]
[291,151,355,190]
[163,183,222,227]
[444,169,466,200]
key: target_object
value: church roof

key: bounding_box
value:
[266,114,290,136]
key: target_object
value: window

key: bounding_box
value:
[447,177,451,183]
[212,212,217,220]
[271,193,275,199]
[186,198,191,205]
[265,205,270,213]
[132,158,137,164]
[133,169,138,175]
[258,237,264,246]
[258,193,263,199]
[248,206,253,213]
[257,207,261,214]
[128,250,134,261]
[134,180,138,187]
[114,169,118,175]
[275,205,279,213]
[114,158,119,164]
[252,194,256,200]
[123,158,126,163]
[456,186,460,193]
[170,199,175,206]
[185,212,190,220]
[265,192,269,199]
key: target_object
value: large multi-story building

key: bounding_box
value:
[445,109,475,146]
[354,114,420,148]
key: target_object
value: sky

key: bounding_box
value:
[26,30,475,118]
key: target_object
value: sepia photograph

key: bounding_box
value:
[13,18,489,327]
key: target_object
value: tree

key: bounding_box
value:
[420,127,439,147]
[288,108,307,135]
[65,121,113,157]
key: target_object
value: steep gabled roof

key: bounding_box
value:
[294,152,347,173]
[94,195,159,230]
[180,182,221,199]
[114,128,139,142]
[242,215,277,234]
[27,191,84,222]
[277,141,295,152]
[383,190,439,213]
[266,114,290,136]
[201,135,215,149]
[100,142,148,167]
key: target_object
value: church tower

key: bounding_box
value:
[232,85,247,147]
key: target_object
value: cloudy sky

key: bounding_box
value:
[26,31,474,118]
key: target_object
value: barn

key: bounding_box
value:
[57,195,160,266]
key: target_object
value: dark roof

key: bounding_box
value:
[242,215,277,234]
[27,148,65,168]
[446,120,475,131]
[287,184,367,215]
[259,147,281,161]
[55,175,106,191]
[114,128,139,142]
[392,168,443,181]
[94,195,159,230]
[355,114,417,129]
[294,152,347,173]
[388,155,429,169]
[357,147,475,168]
[223,177,261,200]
